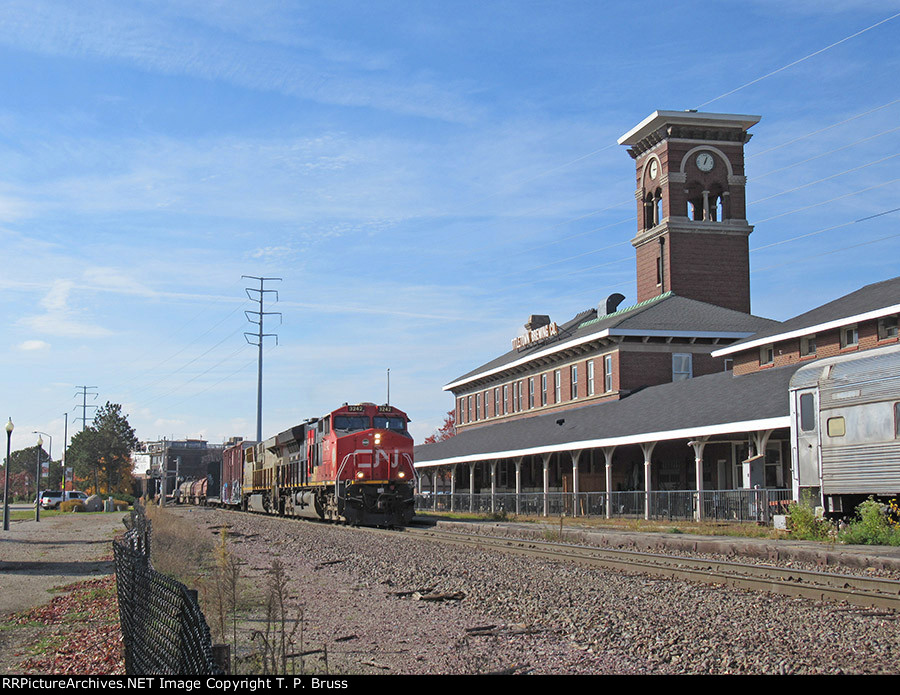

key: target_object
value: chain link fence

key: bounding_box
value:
[113,504,224,675]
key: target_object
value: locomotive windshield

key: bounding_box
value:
[333,415,371,431]
[374,416,408,433]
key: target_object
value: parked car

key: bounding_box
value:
[39,490,88,509]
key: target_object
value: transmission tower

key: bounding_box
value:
[242,276,282,442]
[74,386,99,431]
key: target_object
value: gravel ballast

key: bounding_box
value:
[172,507,900,675]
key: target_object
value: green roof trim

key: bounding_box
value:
[577,292,673,329]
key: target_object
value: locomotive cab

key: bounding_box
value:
[242,402,416,526]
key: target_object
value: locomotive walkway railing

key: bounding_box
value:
[414,488,793,524]
[113,504,225,675]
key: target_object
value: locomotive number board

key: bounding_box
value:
[346,405,365,412]
[377,405,395,412]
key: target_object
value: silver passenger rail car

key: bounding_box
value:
[790,343,900,516]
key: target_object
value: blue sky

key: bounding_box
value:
[3,1,900,461]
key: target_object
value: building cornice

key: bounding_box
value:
[711,303,900,358]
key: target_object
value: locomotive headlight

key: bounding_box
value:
[374,433,382,445]
[356,471,365,479]
[398,471,406,479]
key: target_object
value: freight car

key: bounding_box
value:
[790,343,900,516]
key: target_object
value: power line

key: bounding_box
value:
[472,98,900,269]
[750,152,900,205]
[697,12,900,108]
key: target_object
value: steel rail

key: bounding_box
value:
[387,526,900,611]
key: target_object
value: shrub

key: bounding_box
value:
[59,500,85,513]
[839,498,900,546]
[786,500,832,541]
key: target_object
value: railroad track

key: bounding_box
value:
[377,526,900,612]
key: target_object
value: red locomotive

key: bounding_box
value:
[240,402,416,526]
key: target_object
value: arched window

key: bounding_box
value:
[644,192,655,229]
[685,182,704,221]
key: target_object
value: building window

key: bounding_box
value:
[494,387,500,417]
[467,396,472,422]
[760,344,774,366]
[512,382,518,412]
[587,360,595,396]
[518,381,524,412]
[475,393,481,420]
[541,374,548,406]
[458,399,465,425]
[672,353,692,381]
[571,365,578,399]
[841,325,859,349]
[604,355,613,393]
[554,370,561,403]
[879,316,898,340]
[503,385,508,415]
[895,402,900,438]
[800,335,816,357]
[724,358,734,371]
[528,378,535,409]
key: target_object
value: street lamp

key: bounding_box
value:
[33,431,52,491]
[3,418,12,531]
[35,435,43,522]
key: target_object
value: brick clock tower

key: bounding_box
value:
[618,110,760,314]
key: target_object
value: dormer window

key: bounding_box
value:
[760,344,775,366]
[800,335,816,358]
[672,353,692,381]
[841,325,859,349]
[879,316,898,340]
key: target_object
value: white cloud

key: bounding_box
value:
[0,0,480,123]
[18,339,50,351]
[19,279,113,338]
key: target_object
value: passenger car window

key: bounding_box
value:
[799,393,815,431]
[826,417,846,438]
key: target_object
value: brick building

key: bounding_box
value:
[413,109,899,520]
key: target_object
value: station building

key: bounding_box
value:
[413,110,900,519]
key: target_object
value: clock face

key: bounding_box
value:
[696,152,715,172]
[648,159,658,179]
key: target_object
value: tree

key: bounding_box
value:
[67,402,138,495]
[423,410,456,444]
[1,445,51,500]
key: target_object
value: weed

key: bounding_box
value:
[204,525,245,653]
[248,559,305,675]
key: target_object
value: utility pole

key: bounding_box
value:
[242,276,282,443]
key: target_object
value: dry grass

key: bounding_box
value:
[145,503,216,584]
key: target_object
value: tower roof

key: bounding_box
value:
[618,110,761,147]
